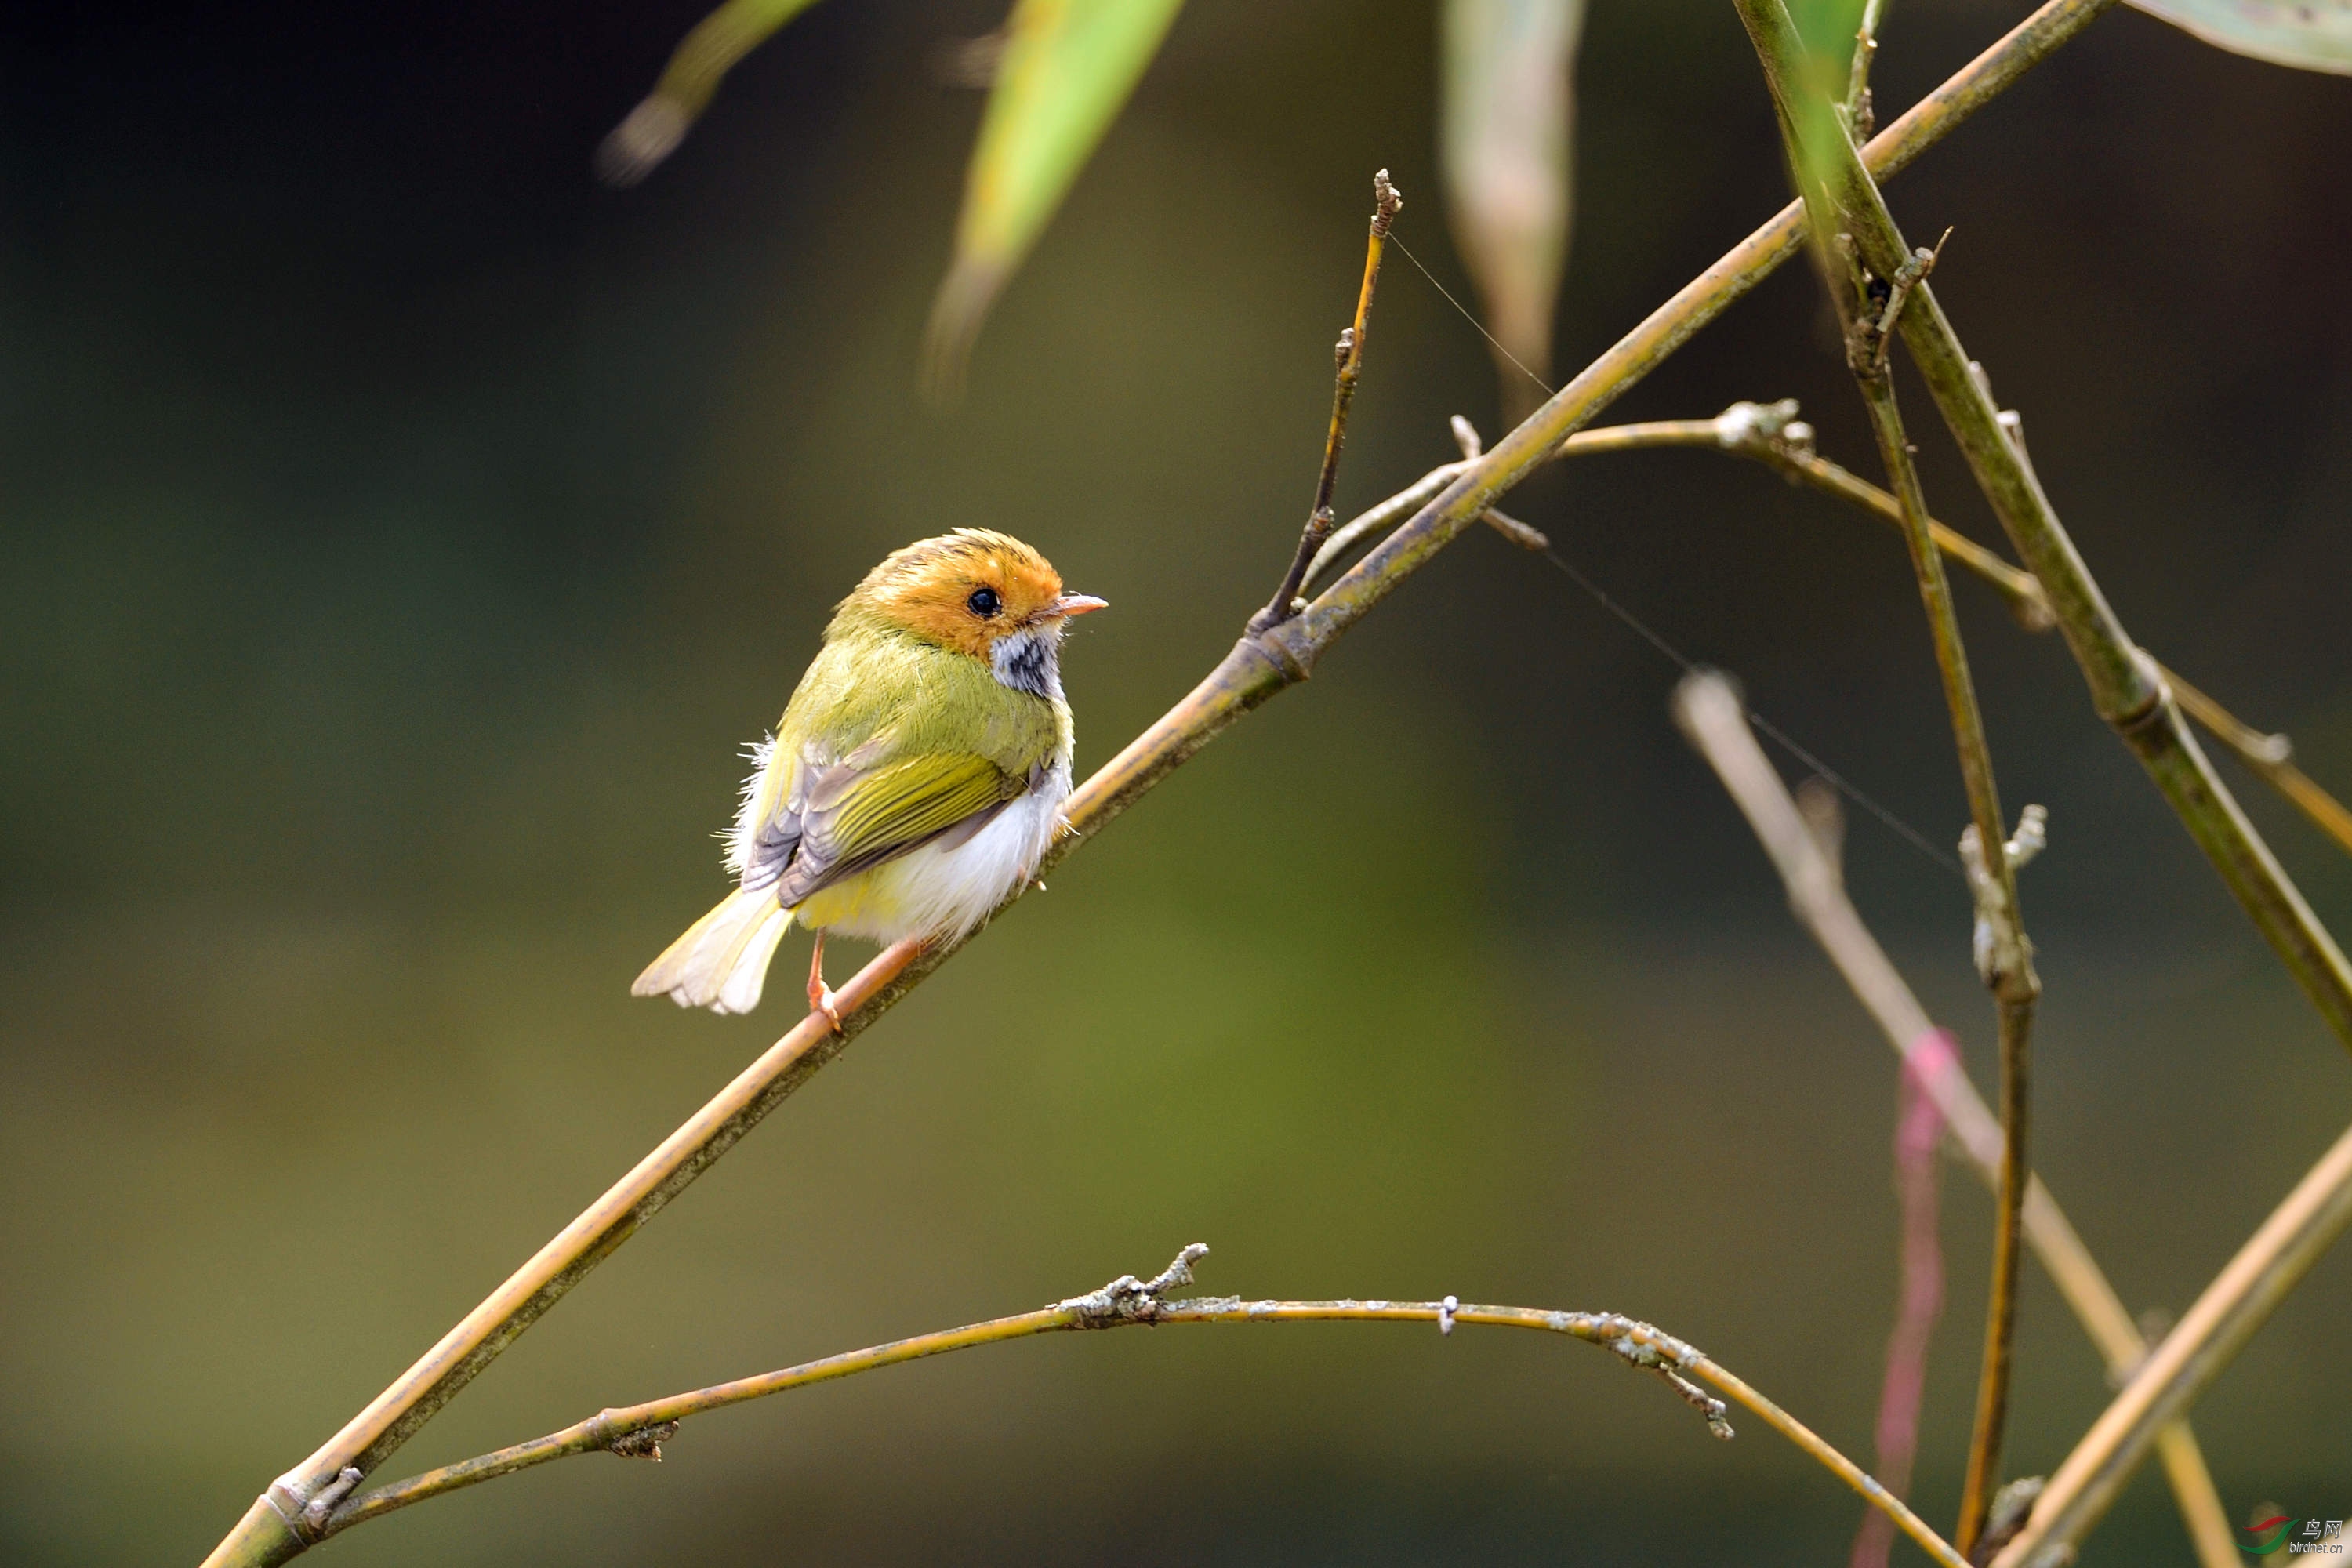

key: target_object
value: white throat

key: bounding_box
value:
[990,624,1065,700]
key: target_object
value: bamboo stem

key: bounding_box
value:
[197,9,2123,1562]
[1742,1,2352,1055]
[1731,9,2038,1540]
[1860,289,2038,1568]
[322,1247,1971,1568]
[1672,671,2239,1568]
[1991,1120,2352,1568]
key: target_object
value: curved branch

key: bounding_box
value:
[324,1247,1969,1568]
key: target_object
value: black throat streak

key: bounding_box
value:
[994,632,1059,699]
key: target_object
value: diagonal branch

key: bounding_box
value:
[198,8,2125,1563]
[1991,1119,2352,1568]
[1673,670,2239,1568]
[321,1246,1972,1568]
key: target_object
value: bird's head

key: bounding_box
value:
[851,528,1105,694]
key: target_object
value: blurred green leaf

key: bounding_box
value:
[1439,0,1586,421]
[2128,0,2352,74]
[924,0,1189,394]
[1765,0,1867,245]
[595,0,831,187]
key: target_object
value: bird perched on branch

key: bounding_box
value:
[633,529,1105,1023]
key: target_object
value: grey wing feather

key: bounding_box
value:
[769,766,1009,909]
[737,734,895,898]
[737,738,1021,911]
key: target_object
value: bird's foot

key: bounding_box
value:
[808,985,844,1033]
[806,932,844,1033]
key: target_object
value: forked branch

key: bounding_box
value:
[319,1246,1970,1568]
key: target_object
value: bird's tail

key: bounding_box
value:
[632,886,793,1015]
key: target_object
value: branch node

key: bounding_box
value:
[1056,1243,1210,1327]
[1846,240,1942,379]
[1961,807,2047,985]
[1439,1294,1458,1336]
[1664,1367,1739,1440]
[1975,1475,2047,1564]
[299,1468,364,1533]
[1370,168,1403,234]
[607,1421,681,1461]
[1969,358,2049,495]
[1604,1318,1735,1432]
[2004,804,2048,872]
[1713,397,1806,453]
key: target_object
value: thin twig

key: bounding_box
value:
[1250,169,1404,635]
[1734,12,2039,1542]
[1299,419,1548,593]
[2168,670,2352,858]
[1844,0,1886,140]
[1991,1120,2352,1568]
[198,12,2124,1563]
[1302,458,1470,592]
[321,1246,1969,1568]
[1873,303,2039,1566]
[1642,401,2054,630]
[1673,671,2239,1568]
[1525,400,2352,863]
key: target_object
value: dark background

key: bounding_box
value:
[4,1,2350,1563]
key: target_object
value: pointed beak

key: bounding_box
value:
[1046,593,1108,619]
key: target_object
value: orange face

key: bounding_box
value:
[858,529,1102,658]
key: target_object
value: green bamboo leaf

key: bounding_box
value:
[2127,0,2352,74]
[596,0,831,187]
[1762,0,1867,266]
[1439,0,1586,419]
[924,0,1189,394]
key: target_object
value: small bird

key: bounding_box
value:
[633,529,1105,1022]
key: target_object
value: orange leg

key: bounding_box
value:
[805,931,844,1033]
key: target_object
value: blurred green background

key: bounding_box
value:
[5,1,2351,1563]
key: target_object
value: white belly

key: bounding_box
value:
[793,760,1073,946]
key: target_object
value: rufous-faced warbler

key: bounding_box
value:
[633,529,1105,1022]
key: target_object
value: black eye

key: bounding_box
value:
[966,587,1000,618]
